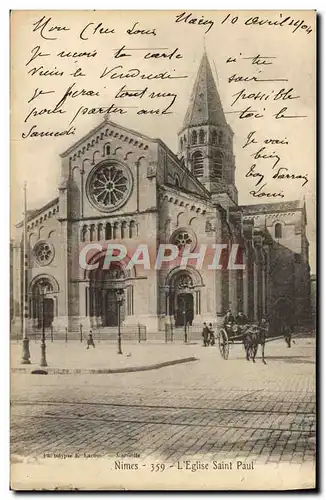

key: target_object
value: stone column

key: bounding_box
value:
[11,242,22,333]
[242,249,249,317]
[214,207,224,323]
[229,268,238,315]
[253,238,263,322]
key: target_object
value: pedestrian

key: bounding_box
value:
[208,323,215,346]
[87,331,95,349]
[202,322,209,347]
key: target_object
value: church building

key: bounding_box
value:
[12,52,311,336]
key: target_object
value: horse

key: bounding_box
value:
[242,321,268,364]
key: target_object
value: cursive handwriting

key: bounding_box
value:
[79,22,115,40]
[27,88,55,104]
[221,13,313,35]
[126,22,156,36]
[249,183,284,198]
[22,124,76,139]
[175,12,214,33]
[25,45,50,67]
[32,16,70,41]
[99,65,187,81]
[54,83,100,109]
[273,167,308,186]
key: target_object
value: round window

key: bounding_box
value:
[87,162,133,212]
[171,228,197,251]
[34,241,54,266]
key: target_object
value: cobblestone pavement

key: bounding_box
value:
[11,337,316,466]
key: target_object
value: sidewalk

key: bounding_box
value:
[10,333,315,375]
[10,341,198,374]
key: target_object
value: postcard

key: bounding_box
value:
[10,10,316,490]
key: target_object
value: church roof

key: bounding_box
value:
[181,51,227,131]
[241,200,304,214]
[15,197,59,227]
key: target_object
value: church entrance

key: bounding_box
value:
[88,259,131,327]
[43,298,54,328]
[102,290,126,327]
[175,293,194,327]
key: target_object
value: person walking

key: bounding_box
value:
[202,322,209,347]
[86,331,95,349]
[208,323,215,346]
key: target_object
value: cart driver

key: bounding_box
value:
[223,309,235,328]
[235,311,248,326]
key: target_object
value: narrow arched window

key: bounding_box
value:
[275,223,282,238]
[199,129,205,143]
[121,221,128,239]
[213,151,223,180]
[180,137,183,150]
[97,223,104,241]
[113,222,119,239]
[175,175,180,187]
[129,221,136,238]
[218,131,223,144]
[105,223,112,240]
[81,225,88,242]
[212,130,217,145]
[89,224,96,242]
[191,130,197,145]
[192,151,204,177]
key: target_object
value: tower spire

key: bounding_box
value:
[178,52,238,204]
[181,52,227,131]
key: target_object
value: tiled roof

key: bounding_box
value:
[241,200,304,214]
[182,52,227,130]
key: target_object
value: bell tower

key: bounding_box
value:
[178,51,238,205]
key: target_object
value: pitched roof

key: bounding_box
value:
[181,51,227,130]
[241,200,304,214]
[15,197,59,227]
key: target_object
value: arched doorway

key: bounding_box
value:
[176,293,194,327]
[29,277,57,328]
[168,273,195,327]
[89,259,131,327]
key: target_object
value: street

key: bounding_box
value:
[11,336,316,469]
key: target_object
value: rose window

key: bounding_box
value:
[171,228,196,251]
[34,241,54,266]
[88,162,132,212]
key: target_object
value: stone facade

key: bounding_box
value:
[11,53,311,336]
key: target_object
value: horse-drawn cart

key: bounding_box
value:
[217,322,268,363]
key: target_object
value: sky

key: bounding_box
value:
[10,10,316,270]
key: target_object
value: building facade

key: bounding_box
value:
[11,53,311,335]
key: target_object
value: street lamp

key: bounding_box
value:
[182,294,188,344]
[39,279,49,367]
[116,289,124,355]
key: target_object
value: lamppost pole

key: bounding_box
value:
[21,182,30,364]
[183,295,188,344]
[117,289,124,355]
[40,280,48,367]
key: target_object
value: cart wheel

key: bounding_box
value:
[218,328,229,360]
